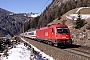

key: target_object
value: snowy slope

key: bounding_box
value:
[66,14,90,20]
[1,43,31,60]
[66,7,90,20]
[31,14,40,17]
[20,37,54,60]
[0,38,54,60]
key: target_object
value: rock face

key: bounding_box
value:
[71,28,90,47]
[0,31,5,37]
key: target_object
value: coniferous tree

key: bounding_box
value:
[75,12,86,29]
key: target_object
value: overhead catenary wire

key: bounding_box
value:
[38,0,50,14]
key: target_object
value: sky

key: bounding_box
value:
[0,0,52,14]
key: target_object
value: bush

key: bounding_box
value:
[86,23,90,30]
[75,13,86,29]
[62,20,67,24]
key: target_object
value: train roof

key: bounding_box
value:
[49,24,68,28]
[39,27,48,30]
[38,24,68,30]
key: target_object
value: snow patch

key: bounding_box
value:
[76,7,90,13]
[66,14,90,20]
[20,37,54,60]
[31,14,40,17]
[0,37,54,60]
[6,34,11,38]
[1,43,31,60]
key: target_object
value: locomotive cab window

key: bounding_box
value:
[52,28,54,33]
[57,28,68,34]
[28,33,34,35]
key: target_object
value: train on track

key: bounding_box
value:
[20,24,72,46]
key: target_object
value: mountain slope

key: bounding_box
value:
[62,7,90,24]
[48,7,90,27]
[29,0,90,28]
[0,8,30,37]
[48,7,90,47]
[0,8,12,15]
[0,31,5,37]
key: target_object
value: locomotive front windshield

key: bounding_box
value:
[57,28,68,34]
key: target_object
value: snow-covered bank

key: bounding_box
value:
[66,7,90,20]
[20,37,54,60]
[1,43,32,60]
[76,7,90,13]
[0,37,54,60]
[66,14,90,20]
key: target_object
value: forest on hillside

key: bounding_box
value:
[25,0,90,31]
[0,8,30,36]
[0,0,90,36]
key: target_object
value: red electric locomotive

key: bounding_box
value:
[36,24,72,46]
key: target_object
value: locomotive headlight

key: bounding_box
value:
[62,36,66,38]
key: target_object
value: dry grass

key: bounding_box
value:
[77,8,90,14]
[3,49,9,56]
[48,7,90,27]
[47,7,90,48]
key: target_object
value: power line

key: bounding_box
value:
[38,0,50,14]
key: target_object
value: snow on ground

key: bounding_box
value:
[1,43,32,60]
[66,7,90,20]
[31,14,40,17]
[20,37,54,60]
[76,7,90,13]
[66,14,90,20]
[6,34,11,38]
[0,37,54,60]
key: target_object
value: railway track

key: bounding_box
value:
[20,37,90,60]
[64,48,90,59]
